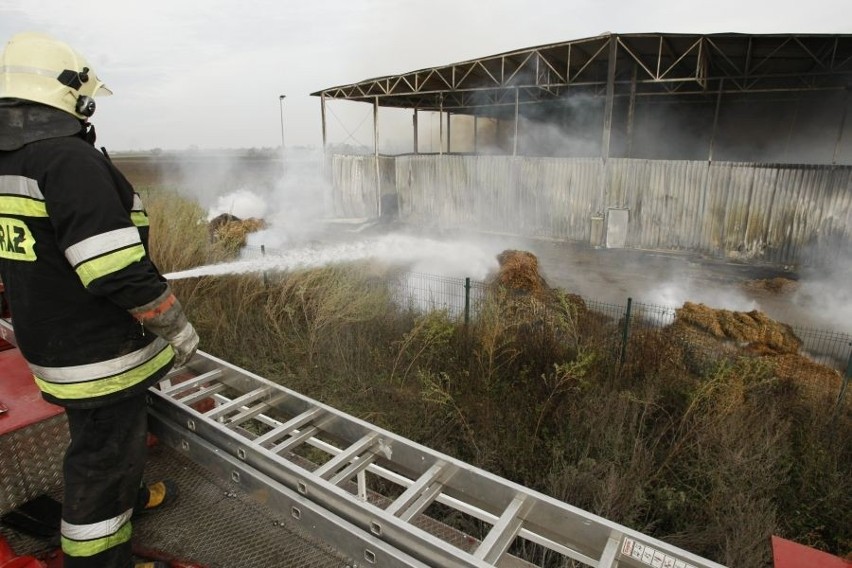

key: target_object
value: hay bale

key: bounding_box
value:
[208,214,266,248]
[208,213,241,240]
[492,250,549,297]
[674,302,802,355]
[742,277,799,294]
[770,353,846,406]
[665,320,741,377]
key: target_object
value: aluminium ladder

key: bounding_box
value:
[0,318,726,568]
[150,350,726,568]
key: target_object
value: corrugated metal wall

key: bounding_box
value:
[330,155,395,218]
[331,155,852,265]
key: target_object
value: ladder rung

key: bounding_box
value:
[474,495,527,563]
[160,369,223,396]
[598,535,622,568]
[517,528,599,567]
[314,433,378,480]
[329,451,379,487]
[254,407,322,446]
[270,425,319,456]
[178,383,226,406]
[205,386,273,419]
[385,462,447,519]
[398,481,445,523]
[223,393,288,426]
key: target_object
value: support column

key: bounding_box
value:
[626,64,637,158]
[373,96,381,217]
[832,91,849,165]
[601,35,617,160]
[439,96,444,155]
[473,115,479,154]
[413,109,419,154]
[513,88,519,157]
[447,112,452,154]
[320,93,328,151]
[708,78,724,163]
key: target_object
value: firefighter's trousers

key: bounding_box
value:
[60,393,148,568]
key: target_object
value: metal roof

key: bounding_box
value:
[311,33,852,118]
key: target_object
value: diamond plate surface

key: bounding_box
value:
[1,421,350,567]
[0,413,67,514]
[133,442,352,568]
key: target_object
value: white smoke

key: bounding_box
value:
[207,188,268,220]
[644,278,759,313]
[792,253,852,333]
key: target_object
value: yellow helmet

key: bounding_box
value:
[0,32,112,119]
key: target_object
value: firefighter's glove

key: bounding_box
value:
[131,287,199,368]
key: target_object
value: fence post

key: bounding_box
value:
[620,297,633,366]
[464,277,471,325]
[261,244,268,287]
[833,343,852,420]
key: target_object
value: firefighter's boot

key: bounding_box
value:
[135,480,179,514]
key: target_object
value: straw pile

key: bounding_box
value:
[492,250,550,298]
[773,353,844,400]
[742,277,799,294]
[673,302,802,355]
[208,213,266,248]
[487,249,597,336]
[670,302,844,402]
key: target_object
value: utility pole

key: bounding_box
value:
[278,94,286,151]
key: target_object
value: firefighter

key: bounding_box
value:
[0,33,198,568]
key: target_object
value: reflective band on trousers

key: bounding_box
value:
[61,508,133,557]
[32,338,173,400]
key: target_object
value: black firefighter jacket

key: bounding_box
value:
[0,128,175,408]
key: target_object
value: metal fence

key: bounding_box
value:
[380,270,852,412]
[234,246,850,412]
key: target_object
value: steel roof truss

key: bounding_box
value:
[658,38,702,81]
[747,37,793,76]
[793,36,828,70]
[503,50,537,85]
[705,38,747,90]
[617,38,660,81]
[538,50,567,84]
[569,39,610,85]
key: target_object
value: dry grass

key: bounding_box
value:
[146,190,851,567]
[140,188,212,273]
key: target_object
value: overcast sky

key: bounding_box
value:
[2,0,850,151]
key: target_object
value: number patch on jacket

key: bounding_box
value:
[0,217,36,261]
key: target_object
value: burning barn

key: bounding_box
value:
[311,32,852,268]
